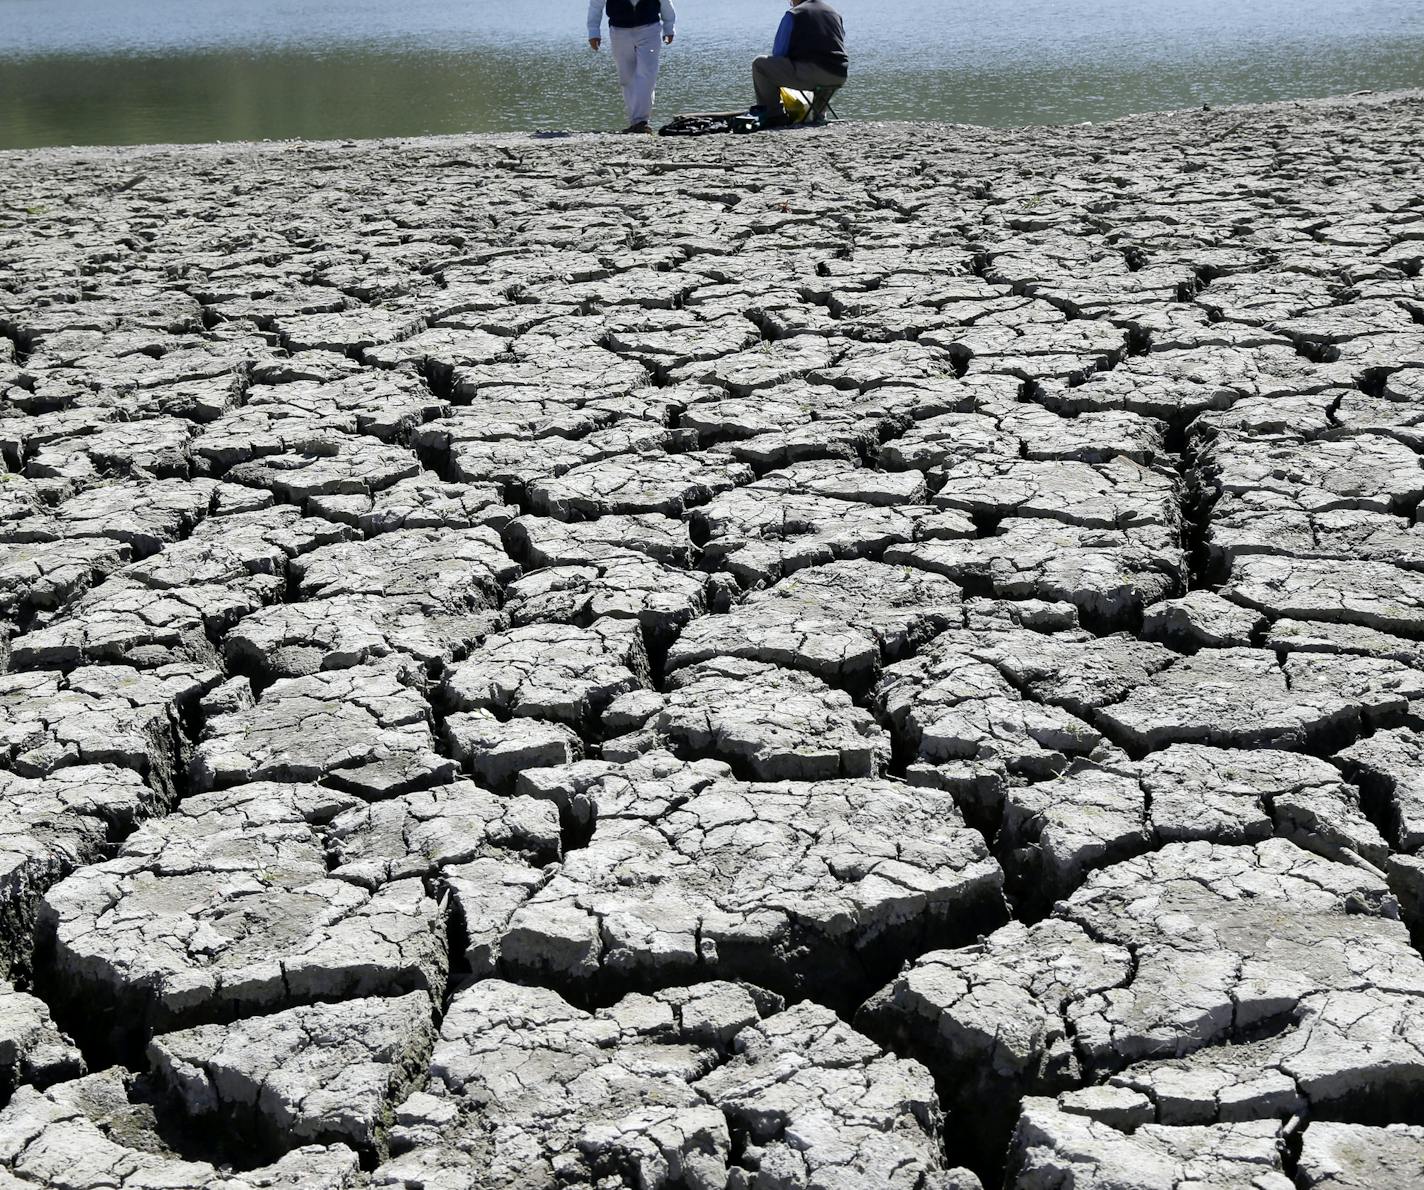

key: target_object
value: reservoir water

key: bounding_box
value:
[1,0,1422,149]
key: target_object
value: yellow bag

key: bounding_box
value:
[779,87,813,125]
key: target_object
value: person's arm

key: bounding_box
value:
[660,0,676,41]
[771,11,793,57]
[587,0,604,45]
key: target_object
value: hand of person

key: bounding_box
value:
[589,37,601,51]
[663,32,675,45]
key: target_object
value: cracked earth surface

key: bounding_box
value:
[0,90,1422,1188]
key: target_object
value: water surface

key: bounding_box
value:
[2,0,1422,149]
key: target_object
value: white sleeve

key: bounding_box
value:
[661,0,677,34]
[587,0,604,38]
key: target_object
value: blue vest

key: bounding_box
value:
[606,0,663,28]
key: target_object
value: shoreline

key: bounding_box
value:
[1,85,1419,162]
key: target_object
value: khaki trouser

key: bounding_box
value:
[752,56,846,114]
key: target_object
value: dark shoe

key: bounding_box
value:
[621,121,654,134]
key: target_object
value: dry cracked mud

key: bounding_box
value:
[0,89,1422,1187]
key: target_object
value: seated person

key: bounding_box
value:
[752,0,848,127]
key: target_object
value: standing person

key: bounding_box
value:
[588,0,677,134]
[753,0,848,127]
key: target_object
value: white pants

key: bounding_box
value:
[610,22,662,126]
